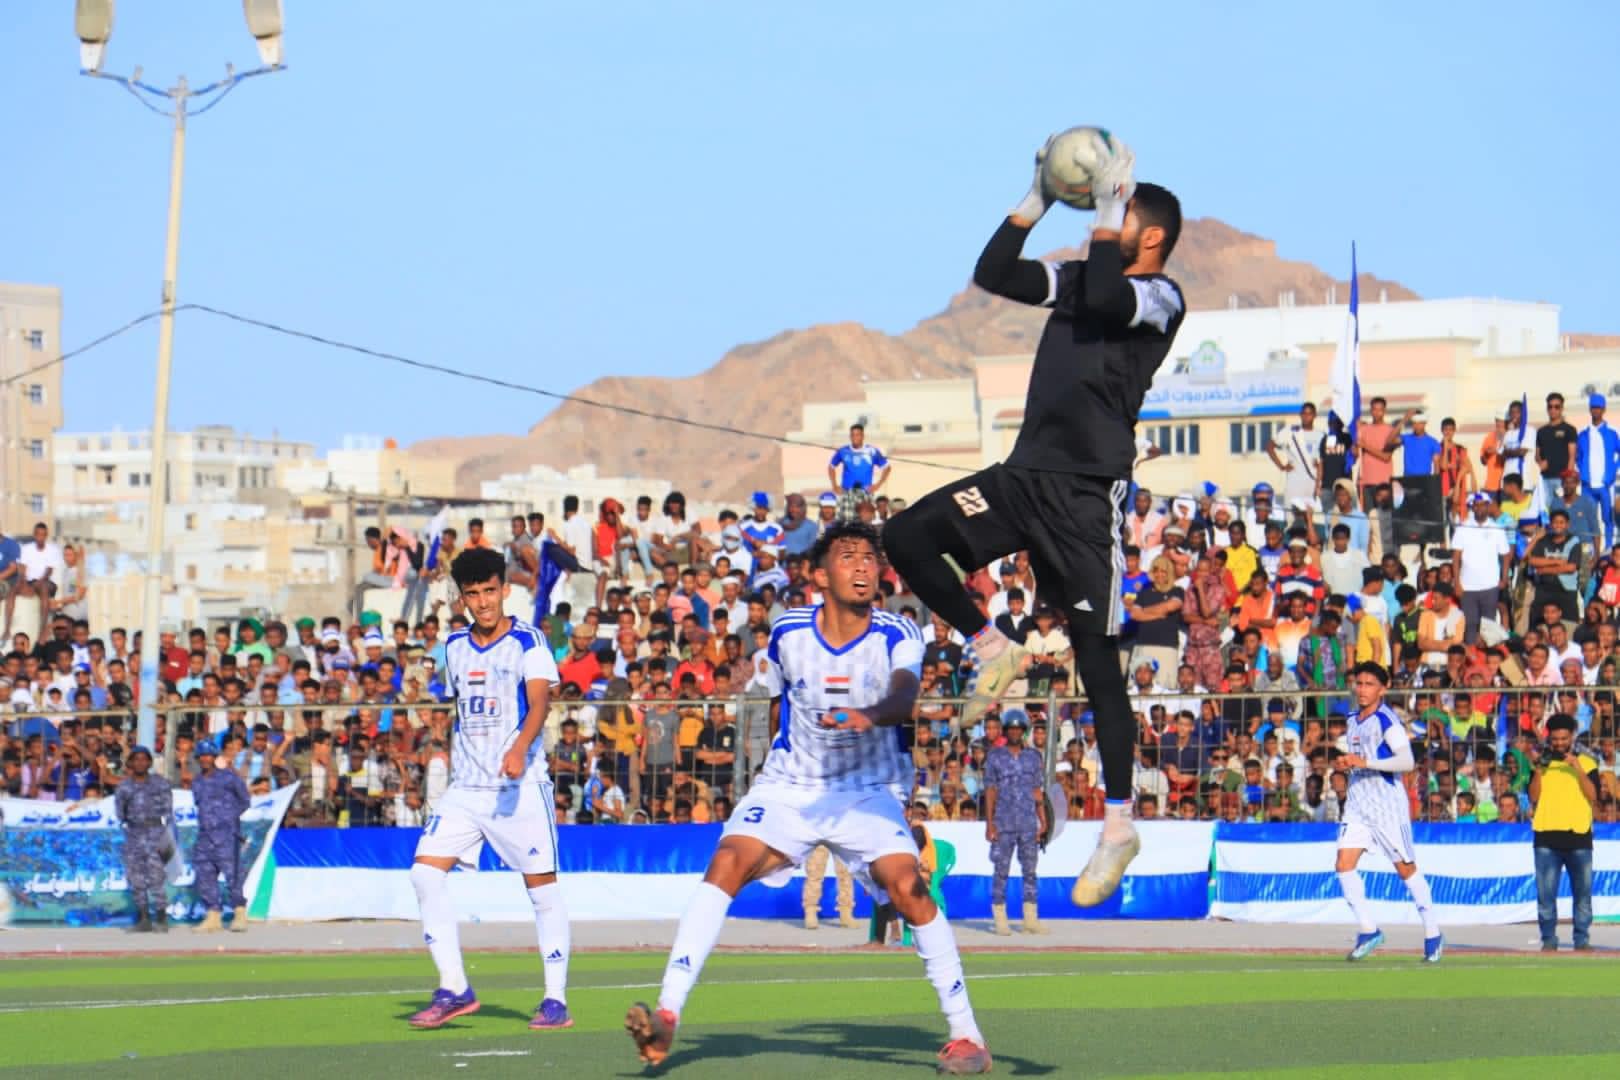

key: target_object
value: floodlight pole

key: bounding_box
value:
[81,63,284,769]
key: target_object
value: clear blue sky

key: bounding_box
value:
[4,1,1615,450]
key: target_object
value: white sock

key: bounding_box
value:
[911,912,983,1045]
[970,626,1010,663]
[411,863,468,994]
[658,882,732,1016]
[527,883,571,1004]
[1404,870,1441,938]
[1336,870,1377,934]
[1102,798,1135,844]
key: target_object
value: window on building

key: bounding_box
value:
[27,439,44,460]
[1229,420,1283,456]
[128,436,139,450]
[97,465,114,485]
[99,436,112,450]
[186,565,198,582]
[1148,423,1201,457]
[903,423,924,434]
[25,330,44,350]
[77,438,89,451]
[196,438,206,451]
[26,384,43,406]
[185,513,198,530]
[74,465,87,479]
[128,472,141,487]
[28,494,45,514]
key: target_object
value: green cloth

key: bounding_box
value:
[359,610,383,628]
[231,640,274,664]
[295,617,316,630]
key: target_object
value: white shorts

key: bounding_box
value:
[722,784,918,894]
[415,781,559,875]
[1338,815,1416,866]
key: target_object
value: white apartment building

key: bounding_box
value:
[480,462,675,523]
[53,425,316,511]
[0,283,64,533]
[280,433,460,498]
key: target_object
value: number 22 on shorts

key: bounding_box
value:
[953,486,990,517]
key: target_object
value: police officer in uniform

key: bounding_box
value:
[191,743,251,933]
[114,746,174,932]
[984,709,1048,935]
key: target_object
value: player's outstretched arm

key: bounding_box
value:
[972,137,1064,306]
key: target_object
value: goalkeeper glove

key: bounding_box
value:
[1010,135,1057,227]
[1091,132,1136,233]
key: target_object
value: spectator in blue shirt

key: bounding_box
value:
[828,424,890,495]
[0,527,22,637]
[738,493,785,553]
[1400,412,1442,476]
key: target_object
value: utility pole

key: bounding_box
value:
[76,1,286,750]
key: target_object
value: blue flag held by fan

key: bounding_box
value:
[534,538,581,624]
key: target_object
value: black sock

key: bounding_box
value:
[881,513,987,636]
[1072,631,1134,802]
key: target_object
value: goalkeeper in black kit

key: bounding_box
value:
[883,133,1185,907]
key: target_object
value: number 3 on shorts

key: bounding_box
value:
[740,806,765,824]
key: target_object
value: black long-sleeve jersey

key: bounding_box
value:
[972,219,1185,481]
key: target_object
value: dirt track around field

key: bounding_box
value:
[0,918,1594,958]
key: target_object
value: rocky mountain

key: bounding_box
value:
[415,218,1418,502]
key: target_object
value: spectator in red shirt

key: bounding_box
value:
[672,636,716,696]
[557,624,601,694]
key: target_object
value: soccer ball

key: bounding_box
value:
[1040,126,1116,210]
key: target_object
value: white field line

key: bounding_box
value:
[0,961,1562,1016]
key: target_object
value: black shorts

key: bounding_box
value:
[913,464,1128,636]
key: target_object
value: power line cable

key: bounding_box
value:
[183,303,978,473]
[0,308,169,387]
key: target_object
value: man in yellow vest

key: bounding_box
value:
[1530,713,1599,951]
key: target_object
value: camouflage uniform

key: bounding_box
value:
[114,770,175,920]
[192,767,251,912]
[802,844,854,926]
[985,744,1044,906]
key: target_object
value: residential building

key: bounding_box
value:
[0,283,64,534]
[783,296,1614,503]
[53,425,315,511]
[280,434,460,499]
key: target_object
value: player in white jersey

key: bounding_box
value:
[1335,661,1443,964]
[626,522,992,1075]
[407,546,575,1031]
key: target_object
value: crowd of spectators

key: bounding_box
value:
[4,392,1620,832]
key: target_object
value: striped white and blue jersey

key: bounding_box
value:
[754,605,924,793]
[1343,703,1414,831]
[444,618,559,791]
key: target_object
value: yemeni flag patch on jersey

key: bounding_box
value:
[467,670,487,687]
[824,675,851,696]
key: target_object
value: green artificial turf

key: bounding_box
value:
[3,949,1615,1077]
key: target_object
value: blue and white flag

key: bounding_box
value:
[421,506,450,571]
[1328,245,1361,463]
[533,539,581,624]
